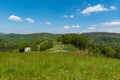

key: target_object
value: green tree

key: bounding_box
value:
[101,46,115,57]
[60,34,88,50]
[37,39,53,51]
[18,42,29,53]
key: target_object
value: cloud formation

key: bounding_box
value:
[63,15,74,18]
[71,25,80,28]
[81,4,116,15]
[106,28,120,33]
[45,21,52,25]
[101,21,120,26]
[63,26,70,29]
[26,18,35,23]
[110,6,117,10]
[88,25,96,30]
[63,25,80,30]
[8,15,22,22]
[85,20,120,33]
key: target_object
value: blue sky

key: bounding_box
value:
[0,0,120,34]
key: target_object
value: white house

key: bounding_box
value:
[24,47,31,52]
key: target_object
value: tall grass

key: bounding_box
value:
[0,52,120,80]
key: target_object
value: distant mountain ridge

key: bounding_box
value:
[82,32,120,38]
[0,33,5,36]
[0,33,61,45]
[0,32,119,48]
[82,32,120,49]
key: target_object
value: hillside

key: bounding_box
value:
[0,52,120,80]
[82,32,120,38]
[0,32,120,79]
[0,33,61,45]
[0,33,5,36]
[0,32,120,49]
[82,32,120,49]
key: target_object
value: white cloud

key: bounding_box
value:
[70,15,74,18]
[8,15,22,22]
[106,28,120,33]
[63,15,68,18]
[101,21,120,26]
[26,18,35,23]
[81,4,108,15]
[88,25,96,30]
[63,26,71,29]
[110,6,117,10]
[63,25,80,30]
[72,25,80,28]
[63,15,74,18]
[82,27,120,33]
[81,4,116,15]
[82,20,120,33]
[82,25,97,33]
[45,21,52,25]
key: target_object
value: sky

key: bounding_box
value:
[0,0,120,34]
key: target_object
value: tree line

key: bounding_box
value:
[0,39,53,53]
[58,34,120,59]
[0,33,120,59]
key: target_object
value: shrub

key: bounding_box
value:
[101,46,115,57]
[18,42,29,53]
[60,34,88,50]
[38,39,53,51]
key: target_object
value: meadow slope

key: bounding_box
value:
[0,52,120,80]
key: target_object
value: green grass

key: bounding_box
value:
[0,52,120,80]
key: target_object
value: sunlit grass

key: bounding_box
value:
[0,52,120,80]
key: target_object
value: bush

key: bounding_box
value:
[64,44,79,52]
[0,39,17,52]
[114,48,120,59]
[38,39,53,51]
[101,46,115,57]
[18,42,29,53]
[60,34,88,50]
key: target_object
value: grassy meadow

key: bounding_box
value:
[0,51,120,80]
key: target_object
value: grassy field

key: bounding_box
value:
[0,52,120,80]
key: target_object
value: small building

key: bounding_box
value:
[24,47,31,52]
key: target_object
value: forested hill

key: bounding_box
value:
[82,32,120,49]
[82,32,120,38]
[0,32,120,47]
[0,33,61,45]
[0,33,5,36]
